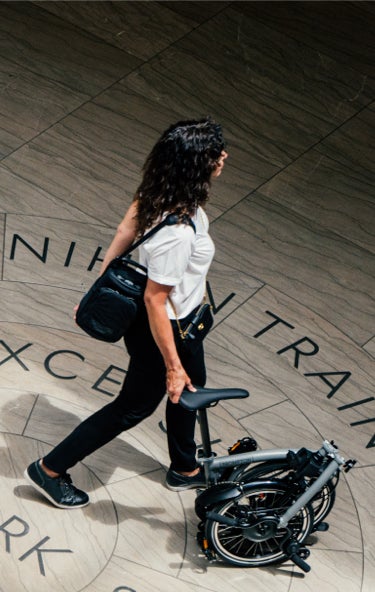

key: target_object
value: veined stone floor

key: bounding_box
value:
[0,2,374,591]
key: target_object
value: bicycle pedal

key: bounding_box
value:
[197,533,216,562]
[312,521,330,532]
[228,436,257,454]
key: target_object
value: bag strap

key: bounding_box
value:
[121,213,195,258]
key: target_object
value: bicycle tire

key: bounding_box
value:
[234,460,336,525]
[205,480,314,567]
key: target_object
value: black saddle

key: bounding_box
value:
[179,386,249,411]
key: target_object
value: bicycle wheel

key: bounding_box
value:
[205,481,314,567]
[235,460,337,526]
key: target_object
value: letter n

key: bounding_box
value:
[10,235,49,263]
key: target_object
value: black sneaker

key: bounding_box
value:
[24,460,89,509]
[165,467,206,492]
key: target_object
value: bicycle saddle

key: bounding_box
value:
[179,386,249,410]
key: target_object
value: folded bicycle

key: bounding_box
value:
[179,386,356,572]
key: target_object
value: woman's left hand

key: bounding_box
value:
[144,278,197,404]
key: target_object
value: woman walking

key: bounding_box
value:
[25,117,228,508]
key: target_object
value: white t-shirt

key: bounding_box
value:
[138,207,215,319]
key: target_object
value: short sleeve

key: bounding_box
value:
[142,224,195,286]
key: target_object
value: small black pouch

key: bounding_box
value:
[175,302,214,355]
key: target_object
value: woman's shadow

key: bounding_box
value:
[1,393,166,491]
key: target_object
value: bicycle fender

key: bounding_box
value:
[195,480,283,521]
[195,482,243,520]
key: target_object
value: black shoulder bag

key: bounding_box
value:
[75,214,182,343]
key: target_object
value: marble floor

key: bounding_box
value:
[0,1,374,591]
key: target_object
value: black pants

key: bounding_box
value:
[43,305,206,474]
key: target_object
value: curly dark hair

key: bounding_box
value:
[134,117,225,235]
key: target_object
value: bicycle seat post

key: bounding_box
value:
[178,387,250,482]
[198,407,214,459]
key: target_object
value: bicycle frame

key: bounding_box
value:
[278,445,344,528]
[196,404,301,484]
[201,447,294,483]
[179,387,356,571]
[196,406,347,528]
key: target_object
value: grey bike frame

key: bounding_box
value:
[278,442,345,528]
[198,440,346,529]
[200,448,294,483]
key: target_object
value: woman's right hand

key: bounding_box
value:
[166,366,196,404]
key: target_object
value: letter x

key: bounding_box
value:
[0,341,32,371]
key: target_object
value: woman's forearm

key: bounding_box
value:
[145,299,181,371]
[144,281,194,402]
[99,202,138,275]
